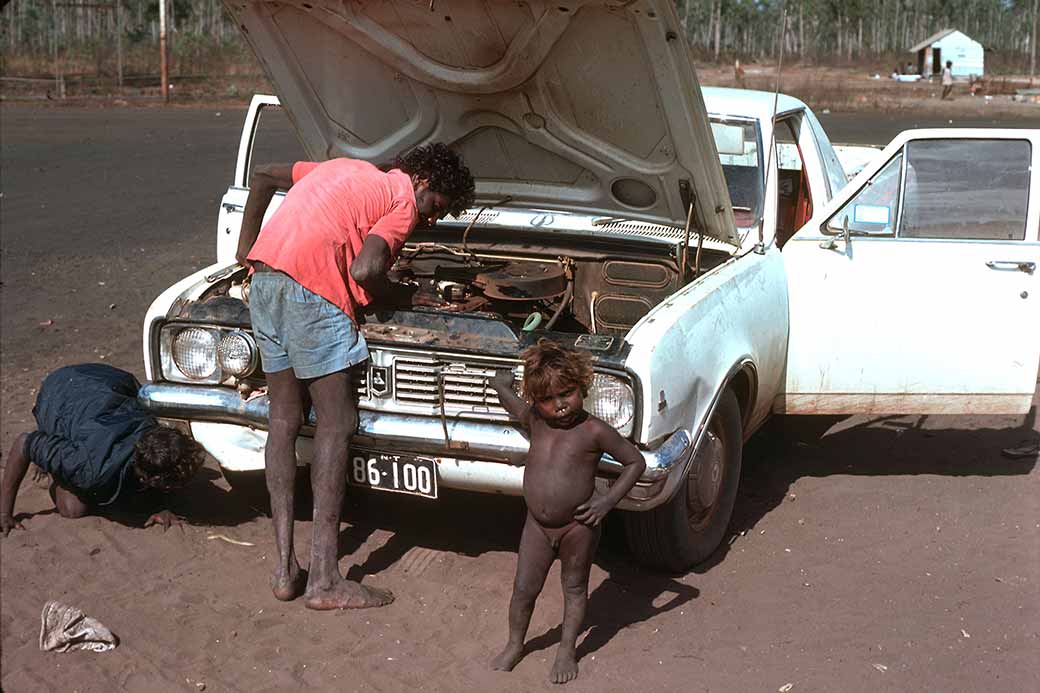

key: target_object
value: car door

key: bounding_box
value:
[215,95,307,265]
[779,130,1040,415]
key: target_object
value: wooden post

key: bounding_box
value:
[159,0,169,102]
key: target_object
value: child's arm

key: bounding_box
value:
[574,423,646,526]
[489,369,531,429]
[1,433,32,536]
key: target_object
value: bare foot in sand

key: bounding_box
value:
[271,564,307,601]
[304,579,394,610]
[550,648,578,684]
[490,642,524,671]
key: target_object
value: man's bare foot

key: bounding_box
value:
[271,565,307,601]
[550,649,578,684]
[304,578,394,610]
[490,642,524,671]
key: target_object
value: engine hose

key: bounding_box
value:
[522,312,543,332]
[545,279,574,331]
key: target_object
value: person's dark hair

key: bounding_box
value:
[394,142,476,217]
[131,426,206,492]
[520,338,594,401]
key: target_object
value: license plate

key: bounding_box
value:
[348,450,438,499]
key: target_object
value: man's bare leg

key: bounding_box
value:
[550,523,600,684]
[303,368,393,610]
[265,367,307,601]
[492,513,555,671]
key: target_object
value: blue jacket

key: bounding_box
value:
[25,364,156,506]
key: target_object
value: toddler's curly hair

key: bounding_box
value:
[131,426,206,492]
[520,339,594,401]
[393,142,476,217]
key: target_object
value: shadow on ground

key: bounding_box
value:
[694,405,1039,572]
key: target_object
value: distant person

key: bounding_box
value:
[1,364,205,536]
[905,61,915,75]
[488,340,646,684]
[235,144,475,610]
[941,60,954,99]
[734,58,746,88]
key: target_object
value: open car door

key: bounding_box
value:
[779,129,1040,415]
[216,95,306,265]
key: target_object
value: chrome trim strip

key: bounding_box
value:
[140,383,690,483]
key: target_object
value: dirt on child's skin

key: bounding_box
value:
[2,105,1038,692]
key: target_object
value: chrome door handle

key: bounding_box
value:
[986,260,1035,274]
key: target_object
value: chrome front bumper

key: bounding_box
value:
[140,383,693,510]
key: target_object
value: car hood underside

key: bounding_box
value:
[223,0,739,246]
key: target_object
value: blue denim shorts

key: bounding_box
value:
[248,272,369,379]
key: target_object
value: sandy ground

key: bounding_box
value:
[1,104,1038,693]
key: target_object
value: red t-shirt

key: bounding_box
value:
[247,158,418,320]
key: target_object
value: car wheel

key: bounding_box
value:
[624,389,742,572]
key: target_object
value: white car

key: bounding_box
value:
[140,1,1040,570]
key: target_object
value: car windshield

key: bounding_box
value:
[710,117,763,230]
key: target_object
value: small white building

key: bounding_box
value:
[910,29,984,79]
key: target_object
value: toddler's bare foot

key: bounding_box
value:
[490,642,524,671]
[271,564,306,601]
[304,578,394,610]
[550,649,578,684]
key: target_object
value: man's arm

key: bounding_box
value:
[235,163,295,266]
[350,235,445,309]
[488,369,531,429]
[1,433,31,536]
[574,423,646,526]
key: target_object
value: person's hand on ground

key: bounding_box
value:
[1,513,25,537]
[144,510,183,532]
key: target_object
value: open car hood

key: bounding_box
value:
[224,0,739,246]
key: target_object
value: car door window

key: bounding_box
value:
[804,111,848,197]
[246,105,308,187]
[775,115,814,246]
[898,139,1031,241]
[826,152,903,236]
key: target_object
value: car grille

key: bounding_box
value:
[357,351,518,420]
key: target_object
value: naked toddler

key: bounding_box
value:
[489,339,645,684]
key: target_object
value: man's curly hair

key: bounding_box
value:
[520,338,594,401]
[131,426,206,492]
[394,142,475,217]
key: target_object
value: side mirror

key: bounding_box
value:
[819,216,851,250]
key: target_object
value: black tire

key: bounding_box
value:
[624,389,743,572]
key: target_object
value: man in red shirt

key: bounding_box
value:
[236,144,474,610]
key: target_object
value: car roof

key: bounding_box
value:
[701,87,808,123]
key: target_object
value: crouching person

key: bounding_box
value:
[1,364,205,536]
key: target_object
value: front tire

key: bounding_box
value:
[624,389,743,572]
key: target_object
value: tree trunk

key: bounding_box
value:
[713,1,721,62]
[1031,0,1038,79]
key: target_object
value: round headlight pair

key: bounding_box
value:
[171,328,256,380]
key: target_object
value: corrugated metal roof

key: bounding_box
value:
[909,28,966,53]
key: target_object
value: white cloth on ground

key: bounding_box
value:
[39,600,119,652]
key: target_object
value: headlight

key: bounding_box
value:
[585,372,635,437]
[217,331,257,377]
[160,323,258,384]
[172,327,218,380]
